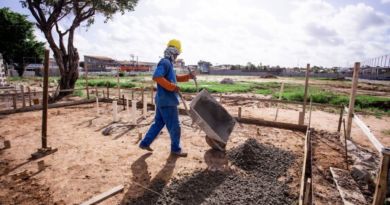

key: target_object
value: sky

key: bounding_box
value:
[1,0,390,67]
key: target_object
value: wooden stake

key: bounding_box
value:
[274,82,285,121]
[126,97,130,121]
[107,84,110,99]
[219,93,223,103]
[373,148,390,205]
[117,68,120,98]
[112,100,118,122]
[141,87,144,104]
[342,119,349,170]
[20,85,25,108]
[102,90,105,99]
[132,100,137,124]
[300,64,310,125]
[96,96,100,116]
[42,49,50,149]
[27,86,32,106]
[122,94,125,110]
[238,107,242,119]
[346,62,360,139]
[85,62,89,99]
[131,89,134,100]
[337,105,344,132]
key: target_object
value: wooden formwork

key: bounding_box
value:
[298,130,313,205]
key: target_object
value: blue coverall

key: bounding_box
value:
[139,58,182,153]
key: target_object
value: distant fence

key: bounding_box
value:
[208,69,351,78]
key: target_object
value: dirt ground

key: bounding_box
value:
[0,93,387,204]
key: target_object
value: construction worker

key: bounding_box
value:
[139,39,195,157]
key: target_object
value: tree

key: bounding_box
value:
[0,8,45,76]
[22,0,138,101]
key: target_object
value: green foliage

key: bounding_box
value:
[179,81,253,93]
[0,8,44,76]
[77,79,136,88]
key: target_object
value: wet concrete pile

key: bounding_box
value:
[123,138,297,205]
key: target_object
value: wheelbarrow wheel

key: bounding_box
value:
[205,135,226,151]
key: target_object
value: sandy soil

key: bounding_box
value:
[0,93,387,204]
[0,102,306,204]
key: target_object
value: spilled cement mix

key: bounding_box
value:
[122,138,297,205]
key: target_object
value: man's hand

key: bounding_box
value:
[189,71,197,80]
[173,86,180,93]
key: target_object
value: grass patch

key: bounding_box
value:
[179,81,254,93]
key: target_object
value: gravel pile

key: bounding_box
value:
[123,138,297,205]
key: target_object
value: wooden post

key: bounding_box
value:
[42,49,50,149]
[95,87,98,98]
[238,107,242,119]
[117,68,120,98]
[337,106,344,132]
[219,93,223,103]
[20,85,25,108]
[27,86,32,106]
[373,148,390,205]
[103,90,105,99]
[131,100,136,124]
[112,100,118,122]
[126,97,130,121]
[131,89,134,100]
[300,64,310,125]
[141,87,144,104]
[122,94,125,110]
[96,96,100,116]
[274,82,285,121]
[85,62,89,99]
[346,62,360,139]
[107,84,110,99]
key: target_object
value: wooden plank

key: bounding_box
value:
[346,62,360,139]
[373,148,390,205]
[206,95,342,109]
[299,129,312,205]
[330,167,367,205]
[80,185,124,205]
[353,114,384,153]
[0,99,98,115]
[237,116,308,132]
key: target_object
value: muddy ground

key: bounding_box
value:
[0,95,386,204]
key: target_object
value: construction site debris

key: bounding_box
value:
[220,78,235,84]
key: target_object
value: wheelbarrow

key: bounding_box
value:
[179,89,236,151]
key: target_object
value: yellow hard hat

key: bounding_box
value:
[167,39,182,53]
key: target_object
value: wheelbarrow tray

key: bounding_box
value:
[189,89,236,145]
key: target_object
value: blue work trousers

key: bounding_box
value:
[140,106,181,152]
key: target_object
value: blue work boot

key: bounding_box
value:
[139,145,153,152]
[171,150,188,157]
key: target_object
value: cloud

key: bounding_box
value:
[33,0,390,67]
[381,0,390,3]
